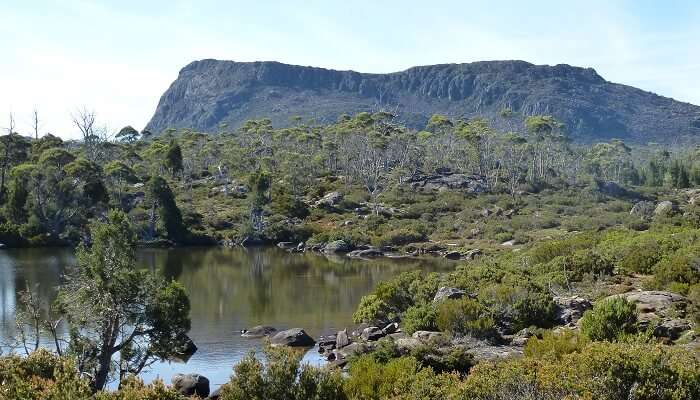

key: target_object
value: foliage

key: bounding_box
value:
[580,297,638,341]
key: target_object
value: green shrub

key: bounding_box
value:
[524,329,588,360]
[436,298,496,339]
[478,284,557,334]
[653,244,700,288]
[401,303,438,334]
[580,297,637,341]
[219,346,345,400]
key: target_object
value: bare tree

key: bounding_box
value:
[72,107,106,162]
[31,107,42,139]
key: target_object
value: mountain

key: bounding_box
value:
[146,59,700,143]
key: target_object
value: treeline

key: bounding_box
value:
[0,110,698,246]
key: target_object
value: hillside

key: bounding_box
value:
[146,59,700,142]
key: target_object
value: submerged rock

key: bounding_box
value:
[241,325,277,338]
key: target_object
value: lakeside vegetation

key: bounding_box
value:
[2,110,700,398]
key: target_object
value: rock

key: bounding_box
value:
[553,295,592,325]
[653,319,692,340]
[241,325,277,338]
[654,201,677,217]
[277,241,295,249]
[501,239,517,247]
[382,322,399,335]
[609,290,688,322]
[406,172,489,193]
[464,249,482,260]
[314,191,343,208]
[208,387,221,400]
[361,326,385,341]
[433,287,468,303]
[336,329,350,348]
[172,373,210,397]
[469,228,481,237]
[347,248,384,258]
[317,336,337,353]
[443,251,462,260]
[503,209,516,217]
[467,344,524,361]
[510,328,534,346]
[324,240,353,254]
[630,201,655,219]
[395,337,422,352]
[337,342,375,358]
[270,328,316,347]
[412,331,444,342]
[480,208,492,217]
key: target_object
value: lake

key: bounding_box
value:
[0,246,453,390]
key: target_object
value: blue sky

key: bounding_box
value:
[1,0,699,138]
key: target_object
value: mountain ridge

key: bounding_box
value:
[146,59,700,142]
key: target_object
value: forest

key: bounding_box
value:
[2,109,700,399]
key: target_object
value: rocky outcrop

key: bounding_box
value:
[609,290,688,321]
[314,191,343,208]
[433,287,469,303]
[324,240,353,254]
[553,295,592,325]
[630,201,655,219]
[172,373,210,398]
[147,59,700,144]
[654,201,678,217]
[270,328,316,347]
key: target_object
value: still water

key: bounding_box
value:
[0,246,452,389]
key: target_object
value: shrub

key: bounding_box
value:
[478,284,557,334]
[580,297,637,341]
[219,346,345,400]
[653,244,700,288]
[401,303,438,334]
[437,298,496,339]
[524,329,588,360]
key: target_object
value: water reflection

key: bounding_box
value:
[0,246,453,388]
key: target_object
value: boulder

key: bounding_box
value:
[609,290,688,322]
[653,319,692,341]
[337,342,375,358]
[382,322,399,335]
[553,295,592,325]
[501,240,517,247]
[172,373,210,398]
[241,325,277,338]
[654,201,677,217]
[443,251,462,260]
[510,328,534,346]
[433,287,468,303]
[317,336,337,353]
[630,201,655,219]
[361,326,386,341]
[270,328,316,347]
[336,328,350,348]
[314,191,343,208]
[208,387,221,400]
[277,241,295,249]
[464,249,482,260]
[395,337,422,352]
[324,240,352,254]
[412,331,445,342]
[347,248,384,258]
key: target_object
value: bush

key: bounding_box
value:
[219,346,345,400]
[401,303,438,334]
[524,329,588,360]
[478,285,557,334]
[462,342,700,400]
[437,298,496,339]
[580,297,637,341]
[653,244,700,288]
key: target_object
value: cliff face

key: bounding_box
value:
[146,59,700,142]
